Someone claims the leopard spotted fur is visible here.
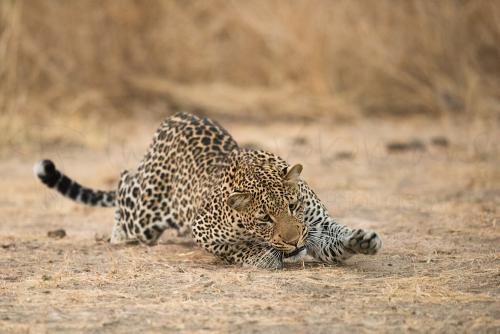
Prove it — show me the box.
[34,112,382,269]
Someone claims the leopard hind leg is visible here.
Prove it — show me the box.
[110,208,141,244]
[110,170,140,244]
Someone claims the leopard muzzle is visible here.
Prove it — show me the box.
[271,214,307,255]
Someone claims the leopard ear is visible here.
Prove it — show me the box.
[227,192,252,211]
[284,164,303,183]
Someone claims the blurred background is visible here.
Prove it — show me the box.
[1,3,500,331]
[1,0,499,153]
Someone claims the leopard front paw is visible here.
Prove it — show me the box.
[343,229,382,255]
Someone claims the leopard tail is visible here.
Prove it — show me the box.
[33,159,116,207]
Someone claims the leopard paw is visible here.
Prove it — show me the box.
[343,229,382,255]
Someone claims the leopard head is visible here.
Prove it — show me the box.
[227,151,308,256]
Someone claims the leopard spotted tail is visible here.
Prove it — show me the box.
[33,159,116,207]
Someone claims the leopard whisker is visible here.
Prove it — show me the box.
[252,247,274,268]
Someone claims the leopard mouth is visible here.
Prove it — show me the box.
[283,245,306,258]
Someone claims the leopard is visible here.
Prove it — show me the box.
[34,112,382,269]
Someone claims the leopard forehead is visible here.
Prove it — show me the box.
[231,153,299,211]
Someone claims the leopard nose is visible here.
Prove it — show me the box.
[287,233,300,246]
[273,234,299,247]
[277,229,300,246]
[273,219,304,246]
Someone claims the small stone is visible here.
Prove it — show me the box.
[47,229,66,239]
[292,136,308,146]
[386,139,426,153]
[335,151,354,160]
[431,136,449,147]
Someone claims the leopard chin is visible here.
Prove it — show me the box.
[282,246,307,263]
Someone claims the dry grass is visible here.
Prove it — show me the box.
[1,1,500,153]
[1,116,499,333]
[0,2,499,332]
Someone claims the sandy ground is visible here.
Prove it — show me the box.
[1,117,499,333]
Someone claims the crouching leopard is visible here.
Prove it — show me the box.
[34,112,382,269]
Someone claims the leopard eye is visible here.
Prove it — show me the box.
[257,214,273,224]
[259,215,272,222]
[289,202,298,213]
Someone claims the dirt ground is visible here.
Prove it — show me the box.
[1,116,499,333]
